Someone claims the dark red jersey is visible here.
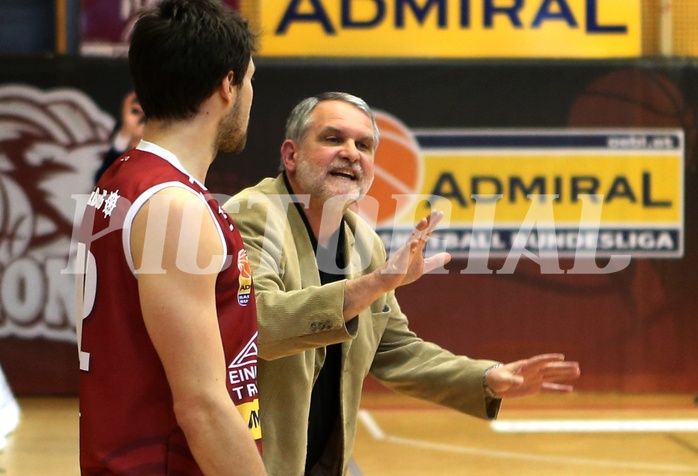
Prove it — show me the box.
[76,142,260,475]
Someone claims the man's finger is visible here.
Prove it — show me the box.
[424,210,443,235]
[541,382,575,393]
[423,252,451,273]
[415,210,444,241]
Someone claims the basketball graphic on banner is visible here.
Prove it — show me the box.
[358,111,423,226]
[567,68,697,167]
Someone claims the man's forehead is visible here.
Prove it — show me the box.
[311,101,372,132]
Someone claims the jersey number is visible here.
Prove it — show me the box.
[75,242,97,371]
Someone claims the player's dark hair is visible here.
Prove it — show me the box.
[128,0,256,121]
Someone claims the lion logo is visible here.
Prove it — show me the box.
[0,84,114,341]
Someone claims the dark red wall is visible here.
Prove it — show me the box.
[1,57,697,394]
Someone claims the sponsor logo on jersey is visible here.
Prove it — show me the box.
[228,332,259,403]
[236,400,262,440]
[237,248,252,305]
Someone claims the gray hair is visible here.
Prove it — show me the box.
[280,92,380,170]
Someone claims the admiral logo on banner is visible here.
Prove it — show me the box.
[256,0,640,58]
[357,111,684,262]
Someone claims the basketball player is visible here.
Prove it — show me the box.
[223,92,581,475]
[76,1,266,474]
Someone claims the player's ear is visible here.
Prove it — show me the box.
[280,140,298,172]
[219,71,235,102]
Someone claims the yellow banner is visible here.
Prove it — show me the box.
[364,128,684,257]
[257,0,641,58]
[414,154,681,225]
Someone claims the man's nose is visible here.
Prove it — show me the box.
[341,141,361,162]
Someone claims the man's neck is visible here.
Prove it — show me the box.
[142,119,216,183]
[311,201,345,249]
[283,173,345,247]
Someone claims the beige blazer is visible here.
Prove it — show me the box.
[224,175,500,476]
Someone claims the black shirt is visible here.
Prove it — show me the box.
[286,175,346,474]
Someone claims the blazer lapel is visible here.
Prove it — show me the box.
[273,175,321,288]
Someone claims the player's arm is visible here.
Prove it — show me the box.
[131,187,266,476]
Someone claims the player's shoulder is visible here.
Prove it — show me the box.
[139,183,210,220]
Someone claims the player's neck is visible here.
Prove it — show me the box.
[142,120,216,183]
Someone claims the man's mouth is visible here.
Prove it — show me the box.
[329,169,358,181]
